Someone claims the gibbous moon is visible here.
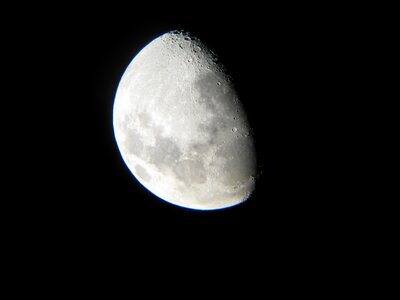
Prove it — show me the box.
[113,31,256,210]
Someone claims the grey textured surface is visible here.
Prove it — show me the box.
[113,31,256,210]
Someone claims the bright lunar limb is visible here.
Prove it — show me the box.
[113,31,257,210]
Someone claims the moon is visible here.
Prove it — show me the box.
[113,31,256,210]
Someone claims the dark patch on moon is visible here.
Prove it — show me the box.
[174,159,206,184]
[121,116,182,171]
[122,124,144,156]
[191,142,212,154]
[138,111,152,127]
[135,164,151,182]
[194,72,219,112]
[147,134,182,168]
[198,122,219,136]
[194,72,240,118]
[215,139,256,186]
[216,89,241,116]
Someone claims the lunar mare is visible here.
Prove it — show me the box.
[113,31,256,210]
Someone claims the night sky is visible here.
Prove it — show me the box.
[6,3,361,284]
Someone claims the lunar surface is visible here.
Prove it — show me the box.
[113,31,256,210]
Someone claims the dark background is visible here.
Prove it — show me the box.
[5,3,370,283]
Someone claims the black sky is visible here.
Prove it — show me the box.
[5,3,364,280]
